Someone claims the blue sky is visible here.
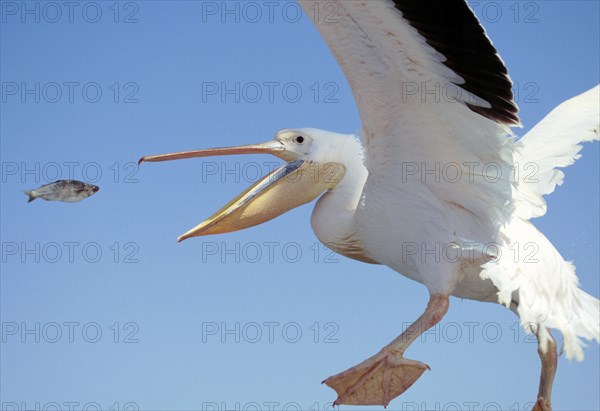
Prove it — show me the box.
[1,1,598,410]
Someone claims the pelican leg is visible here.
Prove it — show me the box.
[532,329,557,411]
[323,294,450,407]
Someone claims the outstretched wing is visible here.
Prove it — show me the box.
[514,85,600,219]
[298,0,520,240]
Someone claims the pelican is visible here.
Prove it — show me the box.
[140,0,600,409]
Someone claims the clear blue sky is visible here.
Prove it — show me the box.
[1,1,598,410]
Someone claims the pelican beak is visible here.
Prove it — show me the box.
[139,140,295,164]
[139,142,345,242]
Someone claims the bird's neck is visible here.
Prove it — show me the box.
[310,155,368,253]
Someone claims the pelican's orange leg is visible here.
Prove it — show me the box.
[323,294,450,407]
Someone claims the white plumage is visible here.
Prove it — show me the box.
[485,86,600,361]
[514,86,600,219]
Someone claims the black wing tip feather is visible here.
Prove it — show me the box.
[394,0,520,126]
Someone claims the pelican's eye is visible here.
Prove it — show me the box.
[295,136,305,144]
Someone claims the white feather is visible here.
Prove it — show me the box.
[483,86,600,360]
[514,85,600,219]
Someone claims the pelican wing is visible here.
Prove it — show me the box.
[299,0,520,238]
[514,85,600,219]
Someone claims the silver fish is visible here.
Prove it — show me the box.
[24,180,99,203]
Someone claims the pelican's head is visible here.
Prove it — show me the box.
[139,128,361,242]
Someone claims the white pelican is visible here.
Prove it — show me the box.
[140,0,600,409]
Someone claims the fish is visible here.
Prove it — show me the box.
[24,180,99,203]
